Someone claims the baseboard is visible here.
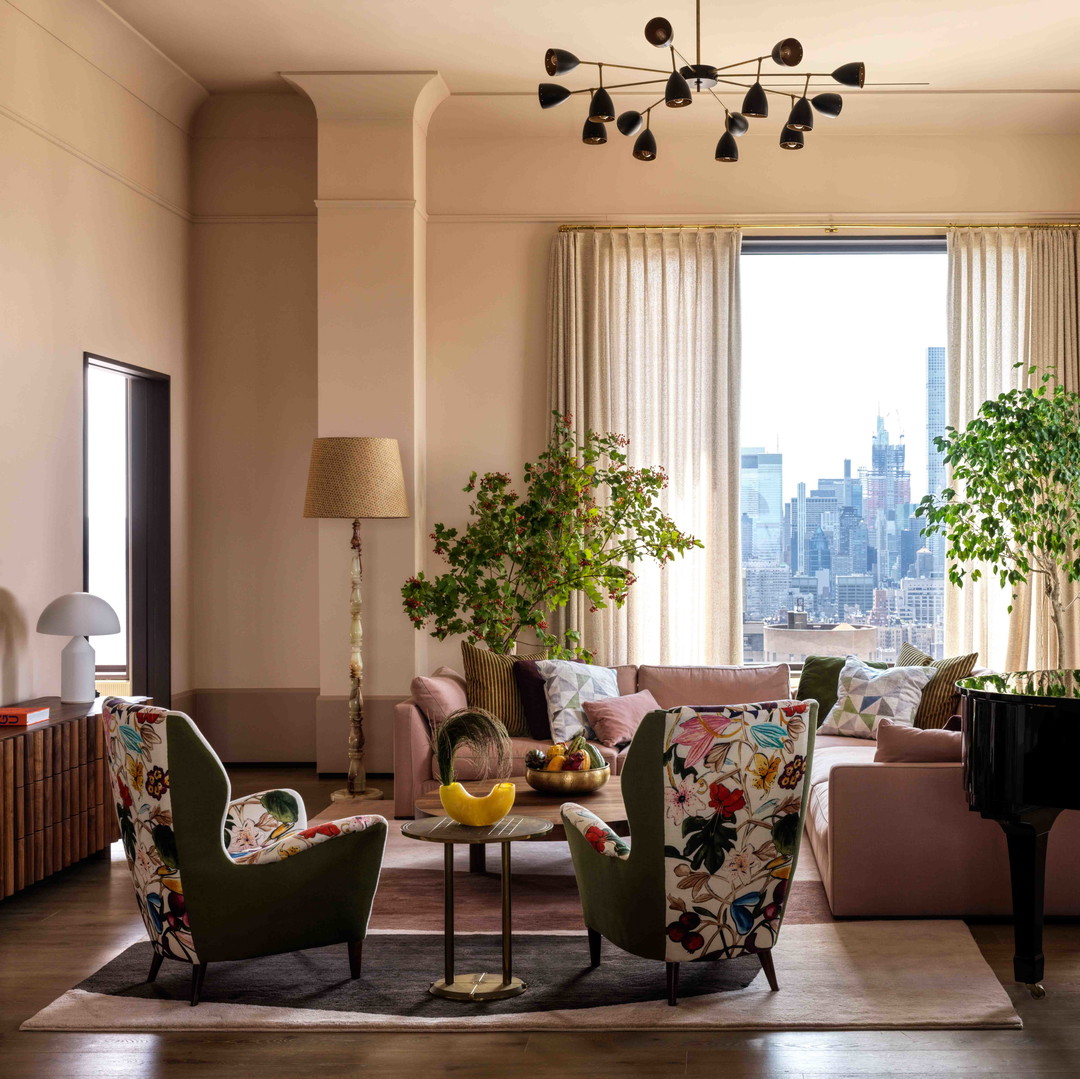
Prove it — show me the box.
[315,695,401,774]
[174,688,319,763]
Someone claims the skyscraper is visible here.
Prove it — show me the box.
[741,448,784,562]
[926,346,947,575]
[861,417,911,583]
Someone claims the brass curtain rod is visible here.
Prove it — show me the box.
[558,222,1080,232]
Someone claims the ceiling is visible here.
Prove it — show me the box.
[105,0,1080,134]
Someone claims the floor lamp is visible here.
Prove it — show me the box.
[304,437,408,801]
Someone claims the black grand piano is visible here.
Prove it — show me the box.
[960,670,1080,998]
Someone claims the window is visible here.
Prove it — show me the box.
[739,239,948,664]
[84,354,171,702]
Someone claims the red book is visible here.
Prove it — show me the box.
[0,706,50,726]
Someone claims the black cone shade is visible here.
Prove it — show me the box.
[582,118,607,144]
[742,81,769,118]
[545,49,580,76]
[665,70,693,107]
[538,83,572,109]
[726,111,749,136]
[787,97,814,131]
[811,92,843,117]
[644,16,674,46]
[832,62,865,88]
[771,38,804,66]
[633,127,657,160]
[779,127,805,149]
[617,110,644,136]
[714,130,739,162]
[589,87,615,123]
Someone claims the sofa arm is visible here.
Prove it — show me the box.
[393,698,433,819]
[824,761,1014,916]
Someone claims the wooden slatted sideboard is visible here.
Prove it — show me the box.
[0,696,127,899]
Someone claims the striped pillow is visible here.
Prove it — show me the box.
[460,642,547,737]
[897,642,978,730]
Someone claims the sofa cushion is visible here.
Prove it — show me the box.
[410,666,467,730]
[537,659,620,743]
[582,689,660,747]
[874,718,963,762]
[460,642,546,737]
[438,737,619,781]
[819,657,935,739]
[613,664,638,695]
[809,742,876,788]
[636,663,789,709]
[797,655,887,721]
[897,643,978,730]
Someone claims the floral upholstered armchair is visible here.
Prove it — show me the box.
[561,700,816,1005]
[103,698,387,1005]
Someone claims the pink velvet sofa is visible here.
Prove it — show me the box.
[392,662,791,819]
[805,737,1080,916]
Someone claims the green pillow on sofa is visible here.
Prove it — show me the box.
[797,654,888,722]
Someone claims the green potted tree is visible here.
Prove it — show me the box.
[916,367,1080,663]
[402,412,701,659]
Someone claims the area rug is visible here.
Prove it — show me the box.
[21,922,1021,1031]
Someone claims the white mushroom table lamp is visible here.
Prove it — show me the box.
[36,592,121,703]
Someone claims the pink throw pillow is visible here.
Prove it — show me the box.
[411,666,467,730]
[582,690,661,748]
[874,718,962,763]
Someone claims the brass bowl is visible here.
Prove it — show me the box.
[524,764,611,795]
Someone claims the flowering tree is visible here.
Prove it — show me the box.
[916,367,1080,662]
[402,412,702,660]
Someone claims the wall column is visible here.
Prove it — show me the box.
[282,71,448,774]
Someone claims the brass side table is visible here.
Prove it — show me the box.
[401,814,552,1000]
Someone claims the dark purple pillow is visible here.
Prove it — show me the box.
[513,659,552,741]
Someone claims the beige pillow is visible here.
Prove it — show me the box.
[897,643,978,730]
[460,642,546,737]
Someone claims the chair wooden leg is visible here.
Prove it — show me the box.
[587,927,601,968]
[759,948,779,991]
[147,951,164,984]
[666,961,680,1007]
[189,963,207,1007]
[348,939,363,978]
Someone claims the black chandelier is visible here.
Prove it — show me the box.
[538,1,866,161]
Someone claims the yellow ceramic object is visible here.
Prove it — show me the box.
[438,781,516,826]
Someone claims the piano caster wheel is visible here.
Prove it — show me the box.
[1025,983,1046,999]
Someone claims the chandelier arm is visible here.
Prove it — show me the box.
[715,77,798,99]
[565,79,668,95]
[577,60,672,75]
[713,55,772,73]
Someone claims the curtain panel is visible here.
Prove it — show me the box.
[946,228,1080,669]
[548,227,742,666]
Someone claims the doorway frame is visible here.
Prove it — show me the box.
[83,353,172,704]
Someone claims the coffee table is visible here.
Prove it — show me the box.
[414,775,626,872]
[401,814,553,1000]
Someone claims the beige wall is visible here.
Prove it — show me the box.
[0,0,203,705]
[187,92,320,760]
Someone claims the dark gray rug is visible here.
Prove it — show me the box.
[78,934,760,1015]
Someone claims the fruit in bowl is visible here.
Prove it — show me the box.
[525,734,610,794]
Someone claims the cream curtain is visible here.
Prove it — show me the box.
[946,228,1080,669]
[548,227,742,666]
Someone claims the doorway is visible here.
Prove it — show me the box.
[84,354,171,704]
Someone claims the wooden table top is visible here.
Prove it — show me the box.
[414,775,626,830]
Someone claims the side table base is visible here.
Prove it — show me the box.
[429,973,526,1001]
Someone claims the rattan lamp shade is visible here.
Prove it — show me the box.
[303,437,409,519]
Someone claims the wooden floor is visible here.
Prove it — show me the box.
[2,765,1079,1078]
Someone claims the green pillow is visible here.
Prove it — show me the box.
[797,655,888,722]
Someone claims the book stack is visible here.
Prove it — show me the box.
[0,705,50,726]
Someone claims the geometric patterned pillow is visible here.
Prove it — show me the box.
[819,656,936,739]
[535,659,619,743]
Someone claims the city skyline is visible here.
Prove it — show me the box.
[741,346,947,662]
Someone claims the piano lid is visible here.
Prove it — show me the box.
[960,669,1080,702]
